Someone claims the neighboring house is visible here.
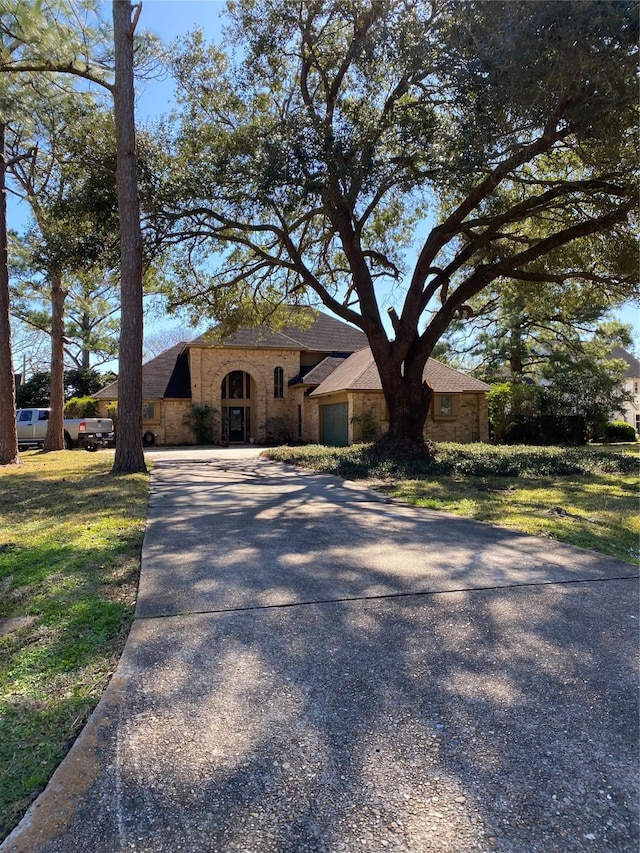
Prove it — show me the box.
[94,311,490,446]
[610,346,640,434]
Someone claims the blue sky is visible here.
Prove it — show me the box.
[135,0,226,121]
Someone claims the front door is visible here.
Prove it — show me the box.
[228,406,245,442]
[222,406,251,442]
[221,371,253,443]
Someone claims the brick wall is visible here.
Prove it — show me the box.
[309,390,488,445]
[426,393,488,443]
[194,346,301,442]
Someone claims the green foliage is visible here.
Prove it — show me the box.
[265,442,638,480]
[182,404,219,444]
[600,421,637,443]
[350,408,381,442]
[15,371,50,407]
[487,381,541,444]
[467,284,635,387]
[65,368,114,398]
[64,396,99,418]
[15,369,115,408]
[484,339,631,443]
[540,349,631,439]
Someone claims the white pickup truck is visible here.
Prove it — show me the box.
[16,408,115,451]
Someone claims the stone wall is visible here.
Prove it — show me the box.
[162,400,193,445]
[350,393,388,442]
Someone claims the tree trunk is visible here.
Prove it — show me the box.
[44,269,66,451]
[375,344,433,443]
[111,0,146,474]
[384,378,433,441]
[0,122,19,465]
[81,313,91,371]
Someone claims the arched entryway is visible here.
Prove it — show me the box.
[221,370,253,442]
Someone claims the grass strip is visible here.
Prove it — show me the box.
[0,450,148,840]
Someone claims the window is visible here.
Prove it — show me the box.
[18,410,33,422]
[274,367,284,399]
[222,371,250,400]
[439,395,454,416]
[142,402,157,421]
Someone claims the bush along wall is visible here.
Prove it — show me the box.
[502,415,587,446]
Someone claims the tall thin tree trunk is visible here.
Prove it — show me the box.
[0,122,19,465]
[81,312,91,370]
[44,269,66,450]
[111,0,146,474]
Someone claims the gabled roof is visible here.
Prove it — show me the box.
[310,348,491,396]
[95,342,191,401]
[191,309,367,353]
[609,346,640,378]
[289,353,352,386]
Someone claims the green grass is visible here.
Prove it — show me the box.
[264,442,639,564]
[0,450,148,840]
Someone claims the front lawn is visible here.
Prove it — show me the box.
[264,442,639,564]
[0,450,148,840]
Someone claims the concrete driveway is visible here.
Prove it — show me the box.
[2,448,638,853]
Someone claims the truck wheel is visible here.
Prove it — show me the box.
[64,432,73,451]
[142,430,156,447]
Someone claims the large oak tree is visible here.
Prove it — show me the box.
[159,0,638,444]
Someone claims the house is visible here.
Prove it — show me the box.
[94,311,490,446]
[610,346,640,433]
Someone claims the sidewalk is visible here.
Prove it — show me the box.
[2,448,638,852]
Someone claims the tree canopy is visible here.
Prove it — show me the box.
[156,0,638,443]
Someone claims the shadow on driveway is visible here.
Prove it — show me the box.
[2,453,638,853]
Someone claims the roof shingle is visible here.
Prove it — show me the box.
[191,309,367,352]
[310,348,491,396]
[94,342,190,400]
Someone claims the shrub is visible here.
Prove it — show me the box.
[264,442,638,479]
[503,415,587,446]
[263,415,295,445]
[601,420,637,442]
[182,404,219,444]
[351,408,381,442]
[64,396,99,418]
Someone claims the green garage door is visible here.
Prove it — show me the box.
[322,403,349,447]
